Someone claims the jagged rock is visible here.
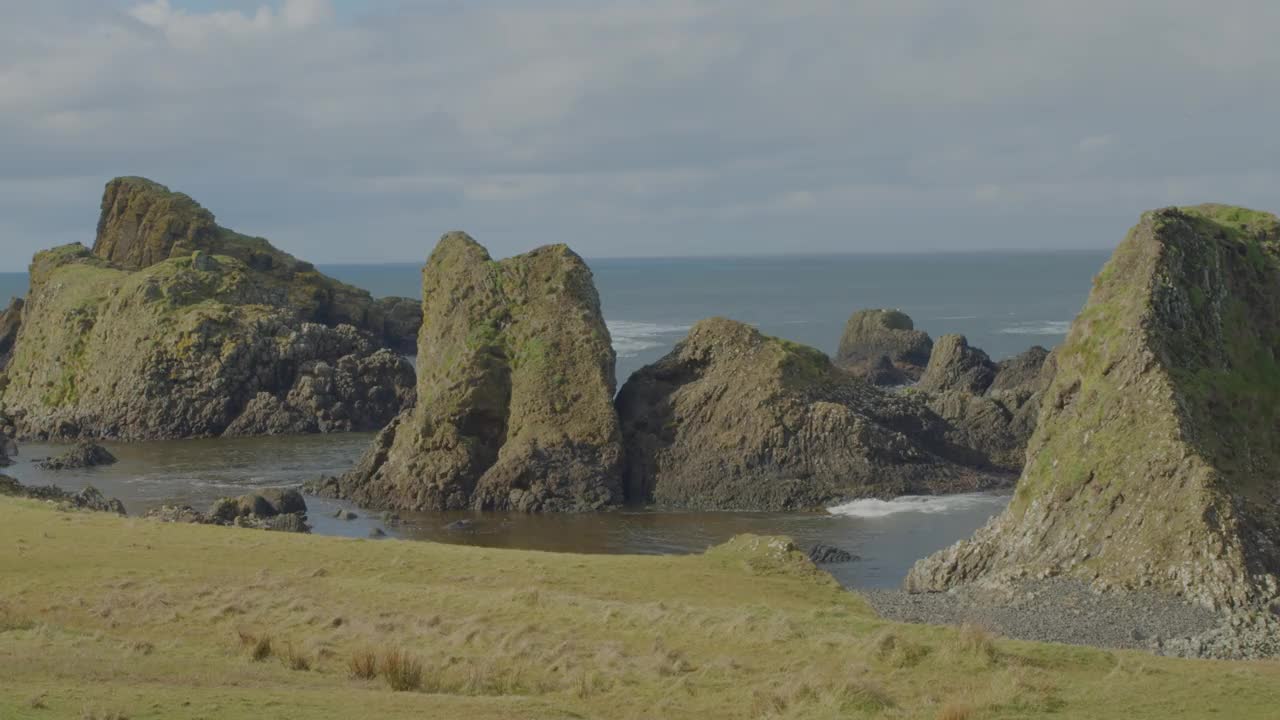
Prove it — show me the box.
[0,297,21,373]
[311,232,623,513]
[143,504,206,524]
[0,474,125,515]
[835,309,933,384]
[807,543,858,564]
[989,346,1051,394]
[36,442,117,470]
[616,317,1002,510]
[906,205,1280,611]
[147,488,309,532]
[917,334,997,395]
[2,178,416,441]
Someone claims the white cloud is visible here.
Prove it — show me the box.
[128,0,333,48]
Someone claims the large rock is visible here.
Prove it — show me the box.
[0,297,21,374]
[145,487,309,533]
[310,232,624,512]
[835,309,933,384]
[0,474,126,515]
[917,334,997,394]
[1,178,416,440]
[615,317,1001,510]
[37,441,117,470]
[906,205,1280,610]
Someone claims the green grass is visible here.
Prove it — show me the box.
[0,499,1277,719]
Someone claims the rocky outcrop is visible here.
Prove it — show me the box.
[1,178,416,441]
[912,343,1053,471]
[906,205,1280,610]
[145,488,310,533]
[0,297,21,373]
[0,474,126,514]
[37,441,117,470]
[835,309,933,384]
[616,317,1003,510]
[808,543,858,564]
[309,232,623,513]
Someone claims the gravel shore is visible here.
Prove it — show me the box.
[864,578,1222,652]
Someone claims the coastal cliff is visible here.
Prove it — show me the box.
[309,232,624,512]
[616,317,1003,510]
[0,178,417,440]
[906,205,1280,610]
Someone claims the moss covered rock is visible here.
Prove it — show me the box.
[615,317,1003,510]
[906,205,1280,609]
[0,178,416,440]
[311,232,623,512]
[835,309,933,384]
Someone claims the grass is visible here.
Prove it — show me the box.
[0,498,1277,719]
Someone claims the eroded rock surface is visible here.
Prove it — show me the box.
[145,488,309,533]
[906,205,1280,610]
[835,309,933,384]
[0,474,126,515]
[309,232,623,512]
[616,317,1002,510]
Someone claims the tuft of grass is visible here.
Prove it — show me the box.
[381,649,423,692]
[348,649,379,680]
[282,643,311,671]
[237,631,273,662]
[937,701,975,720]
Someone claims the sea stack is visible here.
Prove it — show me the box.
[906,205,1280,610]
[835,309,933,385]
[616,317,1001,510]
[310,232,624,512]
[0,177,417,440]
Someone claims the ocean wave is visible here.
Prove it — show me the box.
[826,493,1009,519]
[607,320,691,357]
[996,320,1071,336]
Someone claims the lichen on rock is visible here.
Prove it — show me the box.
[310,232,623,512]
[906,205,1280,610]
[616,317,1003,510]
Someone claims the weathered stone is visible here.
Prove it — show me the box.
[906,205,1280,611]
[616,317,1002,510]
[807,543,858,564]
[313,233,622,513]
[36,442,117,470]
[2,178,417,441]
[0,297,21,373]
[917,334,997,395]
[0,474,125,515]
[835,309,933,383]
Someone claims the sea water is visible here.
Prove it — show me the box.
[0,251,1107,587]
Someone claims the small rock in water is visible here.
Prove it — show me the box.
[37,441,117,470]
[369,528,386,538]
[807,543,858,564]
[444,519,476,531]
[381,511,401,525]
[342,511,357,521]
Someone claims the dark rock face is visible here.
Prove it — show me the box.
[907,205,1280,610]
[0,297,21,373]
[808,543,858,564]
[990,346,1051,394]
[917,335,997,395]
[145,488,309,533]
[616,317,1002,511]
[0,474,126,515]
[835,309,933,384]
[312,232,623,513]
[374,296,424,355]
[37,442,117,470]
[2,178,416,441]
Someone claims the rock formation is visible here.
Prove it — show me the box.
[916,334,998,395]
[615,317,1002,510]
[835,309,933,384]
[906,205,1280,610]
[0,474,126,515]
[145,488,309,532]
[0,178,416,440]
[37,441,117,470]
[0,297,20,373]
[308,232,624,512]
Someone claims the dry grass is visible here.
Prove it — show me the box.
[0,497,1278,719]
[937,701,975,720]
[380,649,423,692]
[281,642,311,671]
[237,630,273,662]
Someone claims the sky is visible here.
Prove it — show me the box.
[3,0,1279,270]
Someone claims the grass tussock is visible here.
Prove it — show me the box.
[348,649,379,680]
[237,630,273,662]
[936,701,974,720]
[281,643,311,671]
[380,649,423,692]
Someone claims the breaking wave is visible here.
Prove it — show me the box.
[826,493,1010,519]
[996,320,1071,336]
[607,320,691,358]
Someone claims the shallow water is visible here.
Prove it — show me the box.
[4,436,1009,590]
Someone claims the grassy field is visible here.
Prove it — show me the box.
[0,498,1277,719]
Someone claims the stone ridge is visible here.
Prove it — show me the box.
[615,316,1003,510]
[906,205,1280,610]
[310,232,624,512]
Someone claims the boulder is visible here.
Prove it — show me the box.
[917,334,997,395]
[616,317,1002,510]
[835,309,933,383]
[989,345,1051,394]
[311,232,624,513]
[147,489,309,533]
[807,543,858,564]
[37,441,117,470]
[2,178,417,441]
[906,205,1280,610]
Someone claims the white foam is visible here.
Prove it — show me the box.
[607,320,691,357]
[826,493,1009,519]
[996,320,1071,336]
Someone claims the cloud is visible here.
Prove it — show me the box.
[1,0,1280,269]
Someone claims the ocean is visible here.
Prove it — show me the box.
[0,250,1109,588]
